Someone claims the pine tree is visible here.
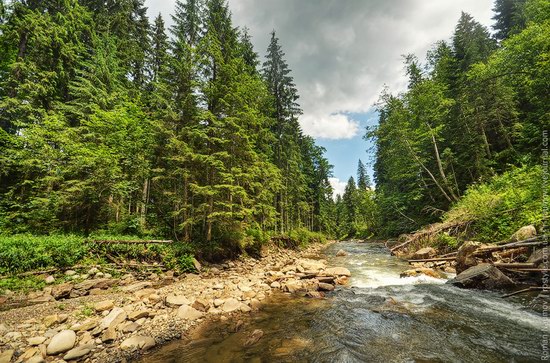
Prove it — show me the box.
[453,12,496,74]
[492,0,527,40]
[172,0,204,47]
[262,30,305,232]
[357,159,371,190]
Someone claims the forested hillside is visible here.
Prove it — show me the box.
[0,0,335,254]
[364,0,548,239]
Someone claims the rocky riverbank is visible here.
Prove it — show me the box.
[0,241,352,363]
[394,225,547,294]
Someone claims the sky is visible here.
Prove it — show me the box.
[145,0,495,196]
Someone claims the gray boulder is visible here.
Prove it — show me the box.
[448,263,515,290]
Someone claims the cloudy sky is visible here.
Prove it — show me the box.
[145,0,495,196]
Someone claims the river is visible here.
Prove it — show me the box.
[141,240,547,363]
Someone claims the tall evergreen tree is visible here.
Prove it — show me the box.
[492,0,527,40]
[357,159,371,190]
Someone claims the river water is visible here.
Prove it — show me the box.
[141,241,548,363]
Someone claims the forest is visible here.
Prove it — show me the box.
[0,0,548,262]
[0,0,336,261]
[350,0,548,243]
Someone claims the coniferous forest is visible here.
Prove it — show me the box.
[0,0,335,257]
[0,1,548,361]
[0,0,548,254]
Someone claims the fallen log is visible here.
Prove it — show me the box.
[88,239,173,244]
[473,240,548,256]
[439,252,458,258]
[407,257,456,264]
[506,268,550,273]
[501,286,545,298]
[495,236,544,246]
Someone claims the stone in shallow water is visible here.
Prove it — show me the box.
[448,263,515,290]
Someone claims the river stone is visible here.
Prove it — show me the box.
[213,299,224,307]
[510,225,536,242]
[94,300,114,312]
[100,307,127,330]
[244,329,264,346]
[336,249,347,257]
[318,282,335,291]
[166,294,190,307]
[449,263,515,290]
[122,281,152,292]
[51,283,73,299]
[43,314,59,328]
[65,270,76,276]
[221,298,242,312]
[323,267,351,277]
[0,350,14,363]
[101,327,117,343]
[192,298,210,312]
[120,336,156,351]
[121,322,140,333]
[45,275,55,284]
[26,356,45,363]
[63,344,94,360]
[46,330,76,355]
[28,336,47,346]
[297,259,326,272]
[128,310,149,321]
[412,247,437,260]
[456,241,483,273]
[177,305,203,320]
[270,281,281,289]
[400,267,445,279]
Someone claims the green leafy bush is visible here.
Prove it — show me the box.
[444,165,542,242]
[0,234,88,274]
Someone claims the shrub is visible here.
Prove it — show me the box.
[444,165,542,242]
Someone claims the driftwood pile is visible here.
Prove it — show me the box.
[398,234,548,298]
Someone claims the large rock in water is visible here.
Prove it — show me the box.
[412,247,436,260]
[448,263,515,290]
[510,225,537,242]
[456,241,483,274]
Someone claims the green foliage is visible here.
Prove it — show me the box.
[0,0,334,258]
[367,1,548,237]
[444,166,542,241]
[0,276,45,294]
[288,228,326,247]
[436,233,459,249]
[0,234,87,275]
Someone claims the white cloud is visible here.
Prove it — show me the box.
[299,113,359,140]
[145,0,494,140]
[329,177,347,199]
